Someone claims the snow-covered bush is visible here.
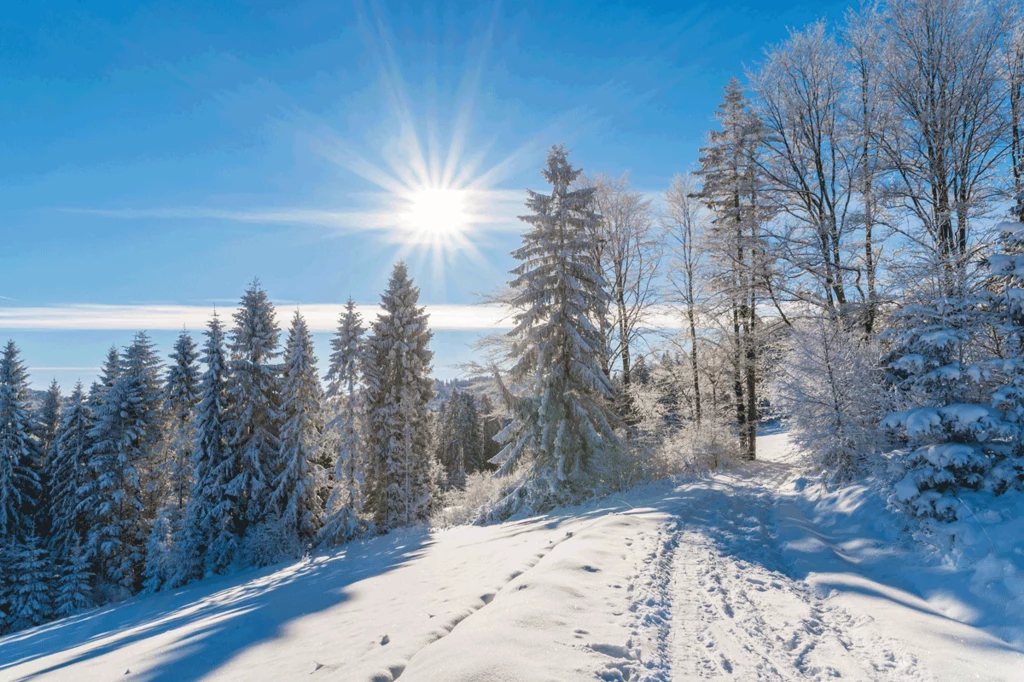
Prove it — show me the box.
[142,506,178,593]
[773,316,890,484]
[241,514,303,568]
[430,472,505,528]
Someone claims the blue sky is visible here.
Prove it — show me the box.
[2,0,855,390]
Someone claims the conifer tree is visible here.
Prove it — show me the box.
[55,538,94,618]
[363,263,435,529]
[0,541,12,634]
[47,382,91,558]
[435,390,484,487]
[882,267,1009,520]
[0,341,41,541]
[491,145,618,518]
[271,311,324,545]
[982,221,1024,492]
[81,332,164,590]
[176,313,235,582]
[319,299,367,546]
[478,394,502,468]
[33,378,63,538]
[9,532,53,631]
[141,505,175,593]
[164,330,200,516]
[37,379,62,463]
[226,281,282,539]
[88,346,122,411]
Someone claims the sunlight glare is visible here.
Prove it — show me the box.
[402,188,470,237]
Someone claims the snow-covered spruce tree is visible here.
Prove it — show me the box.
[435,390,484,488]
[363,262,435,530]
[9,532,53,631]
[141,504,175,593]
[226,281,282,544]
[36,379,62,464]
[772,315,889,484]
[983,222,1024,492]
[882,261,1011,521]
[477,394,502,468]
[55,537,94,618]
[164,330,200,517]
[318,299,368,546]
[81,332,164,591]
[33,378,63,539]
[0,341,41,542]
[46,382,91,558]
[269,310,324,550]
[175,313,236,583]
[90,346,122,408]
[0,542,12,634]
[488,145,619,520]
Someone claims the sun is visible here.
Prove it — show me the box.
[401,188,470,238]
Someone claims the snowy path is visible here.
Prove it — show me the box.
[630,436,926,681]
[624,434,1023,681]
[2,434,1022,680]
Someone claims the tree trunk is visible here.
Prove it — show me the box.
[687,300,702,426]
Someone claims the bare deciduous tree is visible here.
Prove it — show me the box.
[750,21,857,316]
[880,0,1011,284]
[662,173,709,425]
[586,172,662,393]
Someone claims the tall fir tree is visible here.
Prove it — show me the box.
[141,504,175,593]
[9,532,53,631]
[36,379,62,463]
[271,311,325,545]
[478,394,502,469]
[491,145,619,518]
[176,313,236,583]
[164,330,200,516]
[319,299,367,546]
[55,538,94,618]
[80,332,164,590]
[364,263,435,529]
[46,382,91,558]
[0,541,13,634]
[0,341,41,541]
[226,281,282,540]
[33,378,63,539]
[435,390,484,488]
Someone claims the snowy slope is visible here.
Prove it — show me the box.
[2,434,1023,681]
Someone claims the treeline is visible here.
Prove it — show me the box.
[0,263,497,633]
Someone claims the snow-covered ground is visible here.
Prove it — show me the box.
[2,434,1022,681]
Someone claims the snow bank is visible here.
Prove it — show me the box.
[769,432,1024,657]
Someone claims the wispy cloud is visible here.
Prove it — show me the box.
[57,196,528,241]
[58,207,398,231]
[0,303,514,332]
